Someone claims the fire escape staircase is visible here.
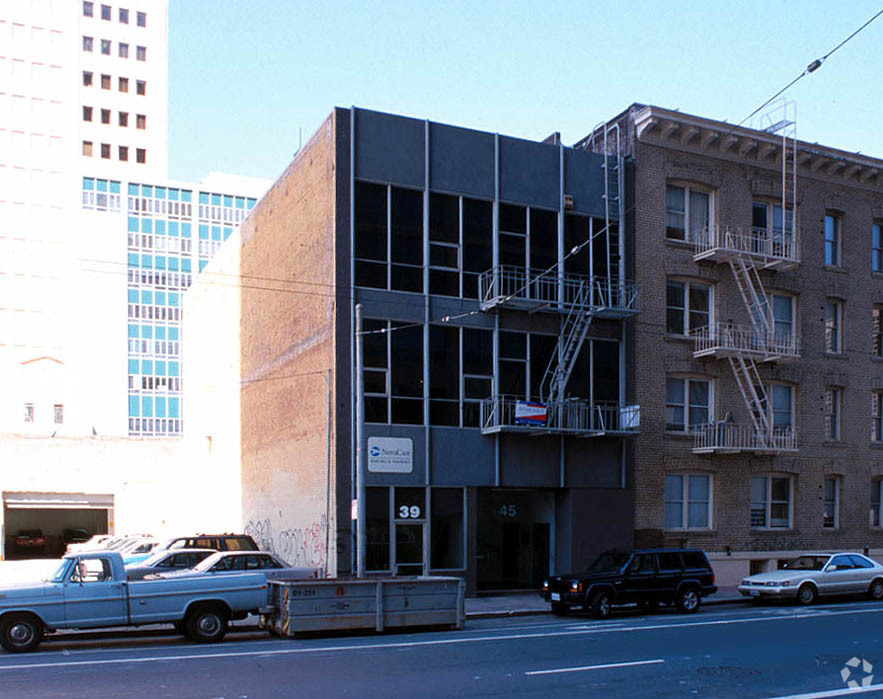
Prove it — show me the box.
[693,249,797,454]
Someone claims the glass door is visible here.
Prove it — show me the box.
[395,523,424,576]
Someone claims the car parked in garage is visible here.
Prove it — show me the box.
[14,530,45,555]
[542,548,717,619]
[738,553,883,604]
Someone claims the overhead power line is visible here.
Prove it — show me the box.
[739,8,883,127]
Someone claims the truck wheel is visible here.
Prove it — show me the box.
[0,613,43,653]
[590,590,612,620]
[675,587,701,613]
[186,606,228,643]
[550,602,570,617]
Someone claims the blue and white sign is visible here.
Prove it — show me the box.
[515,401,547,427]
[367,437,413,473]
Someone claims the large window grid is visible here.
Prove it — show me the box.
[82,177,121,211]
[198,192,256,225]
[429,325,493,428]
[363,319,424,425]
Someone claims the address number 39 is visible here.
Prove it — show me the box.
[398,505,421,519]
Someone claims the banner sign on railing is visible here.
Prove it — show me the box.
[515,401,547,427]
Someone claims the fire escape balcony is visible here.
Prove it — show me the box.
[691,323,800,362]
[480,396,640,437]
[693,225,799,271]
[478,265,638,318]
[692,423,798,455]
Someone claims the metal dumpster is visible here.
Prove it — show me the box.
[260,577,465,635]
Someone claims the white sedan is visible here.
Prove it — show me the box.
[738,553,883,605]
[151,551,322,582]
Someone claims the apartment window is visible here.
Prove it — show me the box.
[82,140,93,156]
[771,384,794,432]
[83,1,93,17]
[83,71,93,86]
[363,320,424,425]
[101,143,110,159]
[136,80,146,96]
[824,299,842,353]
[823,476,840,528]
[665,474,711,530]
[666,280,710,335]
[82,106,93,122]
[872,480,883,527]
[752,201,794,256]
[873,392,883,442]
[100,108,110,124]
[83,36,93,52]
[136,11,146,27]
[53,404,64,424]
[119,146,128,161]
[824,388,841,441]
[136,148,145,164]
[119,42,128,58]
[772,294,796,348]
[874,308,883,359]
[119,77,128,93]
[100,4,110,20]
[136,114,146,129]
[136,45,146,61]
[119,8,129,23]
[24,403,34,423]
[750,476,792,529]
[874,223,883,273]
[666,184,710,241]
[119,111,128,127]
[825,214,841,266]
[100,39,111,55]
[666,377,710,432]
[101,74,111,89]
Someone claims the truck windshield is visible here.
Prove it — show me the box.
[48,559,73,583]
[585,552,631,574]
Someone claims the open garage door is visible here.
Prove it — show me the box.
[3,492,113,560]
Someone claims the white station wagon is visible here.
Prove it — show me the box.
[738,553,883,605]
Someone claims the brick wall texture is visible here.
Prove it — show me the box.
[625,108,883,555]
[239,114,339,573]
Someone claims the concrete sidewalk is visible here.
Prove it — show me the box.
[466,586,747,618]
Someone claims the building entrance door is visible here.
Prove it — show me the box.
[394,523,424,576]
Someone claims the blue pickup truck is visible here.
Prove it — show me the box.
[0,551,271,652]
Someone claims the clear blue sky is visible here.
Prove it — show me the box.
[168,0,883,183]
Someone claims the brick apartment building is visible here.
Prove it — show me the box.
[584,104,883,584]
[235,108,639,591]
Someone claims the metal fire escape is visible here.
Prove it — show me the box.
[478,121,639,436]
[692,101,800,454]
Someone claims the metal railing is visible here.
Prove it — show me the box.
[691,323,800,359]
[480,395,639,435]
[692,422,798,453]
[478,265,638,315]
[693,225,799,265]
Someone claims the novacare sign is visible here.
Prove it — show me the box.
[367,437,413,473]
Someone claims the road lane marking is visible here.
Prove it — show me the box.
[772,682,883,698]
[3,606,883,671]
[526,658,664,676]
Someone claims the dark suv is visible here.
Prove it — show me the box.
[542,548,717,619]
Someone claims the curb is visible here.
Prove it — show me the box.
[466,596,751,619]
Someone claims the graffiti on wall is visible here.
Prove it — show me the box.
[245,515,329,570]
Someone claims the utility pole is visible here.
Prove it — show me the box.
[355,303,366,578]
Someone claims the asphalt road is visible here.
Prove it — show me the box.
[3,601,883,698]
